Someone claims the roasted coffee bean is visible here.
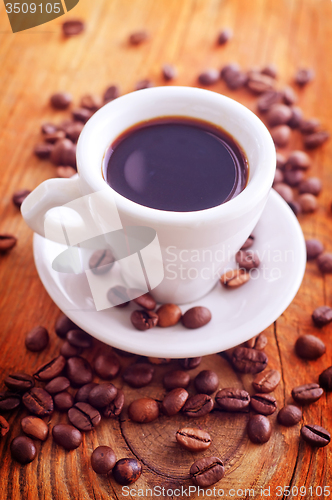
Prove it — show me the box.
[247,415,271,444]
[75,383,98,403]
[88,384,117,409]
[156,303,182,327]
[25,326,49,352]
[66,356,93,387]
[190,456,224,487]
[131,310,158,330]
[91,446,117,474]
[41,122,58,135]
[53,390,74,412]
[129,290,156,310]
[306,239,324,261]
[283,169,304,187]
[0,392,20,411]
[44,130,66,143]
[304,131,330,149]
[298,193,318,213]
[12,189,31,208]
[179,357,202,370]
[50,138,76,167]
[273,168,284,184]
[11,436,36,464]
[57,166,77,178]
[300,118,320,135]
[80,94,102,112]
[250,393,277,415]
[103,84,120,103]
[64,121,84,142]
[271,125,291,147]
[236,250,260,270]
[295,334,326,360]
[0,234,17,252]
[89,249,115,275]
[198,69,219,85]
[194,370,219,395]
[298,177,322,196]
[4,372,34,393]
[103,389,125,418]
[261,63,277,78]
[162,63,177,81]
[52,423,83,450]
[0,416,10,437]
[232,347,268,374]
[55,314,77,338]
[215,388,250,412]
[182,394,213,418]
[21,416,49,441]
[22,388,53,417]
[129,30,149,45]
[266,104,292,127]
[163,370,190,390]
[66,329,93,349]
[107,286,130,307]
[182,306,211,329]
[247,72,275,94]
[241,234,255,250]
[244,333,267,350]
[277,405,302,426]
[68,402,101,431]
[72,107,94,123]
[295,68,314,86]
[34,355,66,381]
[112,458,142,485]
[161,388,188,416]
[220,268,250,288]
[319,366,332,391]
[282,86,297,105]
[257,90,283,113]
[50,92,72,109]
[301,425,330,448]
[221,63,247,89]
[217,27,233,44]
[62,19,85,36]
[176,427,211,452]
[286,150,311,170]
[252,369,281,393]
[94,353,121,380]
[60,341,83,358]
[34,143,53,159]
[317,253,332,274]
[45,376,70,395]
[288,106,303,128]
[135,79,153,90]
[122,363,154,388]
[128,397,159,423]
[292,383,323,405]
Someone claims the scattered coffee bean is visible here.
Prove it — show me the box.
[112,458,142,485]
[156,303,182,327]
[55,314,77,338]
[11,436,36,464]
[271,124,291,147]
[34,355,66,381]
[50,92,72,110]
[122,363,154,388]
[66,329,93,349]
[80,94,102,112]
[34,143,54,159]
[273,183,294,203]
[163,370,190,390]
[292,383,323,405]
[45,377,70,395]
[129,30,149,45]
[12,189,31,208]
[91,446,117,474]
[217,27,233,45]
[135,79,153,90]
[247,72,275,94]
[182,306,211,329]
[252,369,281,393]
[161,388,189,416]
[298,193,318,213]
[221,63,247,90]
[283,169,304,187]
[88,384,117,409]
[60,341,83,358]
[0,234,17,252]
[179,357,202,370]
[194,370,219,395]
[50,138,76,167]
[131,310,158,330]
[220,268,250,288]
[319,366,332,391]
[250,393,277,415]
[301,424,330,448]
[0,391,21,411]
[277,405,302,426]
[103,85,120,103]
[22,388,53,417]
[162,64,177,81]
[182,394,213,418]
[232,347,268,374]
[295,334,326,360]
[41,122,58,134]
[107,286,130,307]
[298,177,322,196]
[4,372,34,392]
[215,388,250,412]
[190,456,225,487]
[261,63,277,78]
[0,416,10,437]
[21,416,49,441]
[282,86,297,105]
[89,249,115,275]
[103,389,125,418]
[288,106,303,128]
[317,253,332,274]
[72,107,94,123]
[299,118,320,135]
[64,122,84,143]
[52,423,83,450]
[306,239,324,260]
[128,397,159,423]
[245,333,267,350]
[94,353,121,380]
[304,131,330,149]
[241,234,255,250]
[236,250,260,270]
[68,402,101,431]
[247,414,272,444]
[266,104,292,127]
[129,290,156,310]
[44,130,66,143]
[62,19,85,37]
[54,391,74,412]
[176,427,211,452]
[312,306,332,327]
[198,69,219,85]
[257,90,283,113]
[75,383,98,403]
[295,68,314,86]
[25,326,49,352]
[66,356,93,387]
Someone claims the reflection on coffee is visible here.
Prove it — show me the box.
[105,117,249,212]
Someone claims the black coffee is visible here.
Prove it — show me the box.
[105,117,248,212]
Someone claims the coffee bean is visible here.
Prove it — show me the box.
[282,86,298,105]
[50,92,72,110]
[194,370,219,395]
[277,405,302,426]
[295,334,326,360]
[44,130,66,143]
[135,79,153,90]
[241,234,255,250]
[34,355,66,381]
[179,357,202,370]
[250,393,277,415]
[319,366,332,391]
[0,416,10,437]
[244,333,267,351]
[247,72,275,94]
[217,27,233,45]
[232,347,268,374]
[80,94,102,112]
[271,125,291,147]
[182,394,213,418]
[220,63,247,89]
[128,290,156,310]
[292,383,323,405]
[257,90,283,113]
[298,193,318,213]
[11,436,36,464]
[68,402,101,431]
[298,177,322,196]
[107,286,130,307]
[21,416,49,441]
[34,143,54,159]
[66,356,93,387]
[236,250,260,270]
[94,353,121,380]
[72,107,94,123]
[129,30,149,45]
[304,131,330,149]
[4,372,34,392]
[128,397,159,423]
[66,329,93,349]
[131,310,158,330]
[12,189,31,208]
[198,69,219,85]
[276,153,287,169]
[295,68,314,86]
[103,85,120,103]
[52,423,83,450]
[161,63,177,81]
[41,122,58,135]
[261,63,277,78]
[161,388,189,416]
[103,389,125,418]
[220,268,250,288]
[286,151,311,170]
[301,425,330,448]
[247,414,271,444]
[317,253,332,274]
[54,391,74,412]
[283,169,304,187]
[22,388,53,417]
[88,384,117,409]
[252,369,281,393]
[190,456,224,487]
[65,122,84,143]
[60,341,83,358]
[44,376,70,395]
[156,303,182,327]
[163,370,190,390]
[75,383,98,403]
[55,314,77,338]
[300,118,320,135]
[0,234,17,252]
[0,392,21,411]
[62,19,85,36]
[215,388,250,412]
[113,458,142,485]
[50,138,76,167]
[91,446,117,474]
[288,106,303,128]
[25,326,49,352]
[266,104,292,127]
[306,239,324,261]
[89,249,115,275]
[122,363,154,388]
[182,307,211,329]
[176,427,211,452]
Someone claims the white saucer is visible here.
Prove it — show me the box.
[33,189,306,358]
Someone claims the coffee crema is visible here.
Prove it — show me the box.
[105,117,249,212]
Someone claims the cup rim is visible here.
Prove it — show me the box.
[77,86,276,225]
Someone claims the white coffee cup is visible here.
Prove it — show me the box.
[21,86,276,304]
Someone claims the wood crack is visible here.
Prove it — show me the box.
[273,321,286,405]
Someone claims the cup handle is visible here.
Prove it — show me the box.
[21,176,83,239]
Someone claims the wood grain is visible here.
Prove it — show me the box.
[0,0,332,498]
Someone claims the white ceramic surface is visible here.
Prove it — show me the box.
[33,189,306,358]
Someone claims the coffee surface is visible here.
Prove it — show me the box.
[105,117,248,212]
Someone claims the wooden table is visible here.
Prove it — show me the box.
[1,0,332,498]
